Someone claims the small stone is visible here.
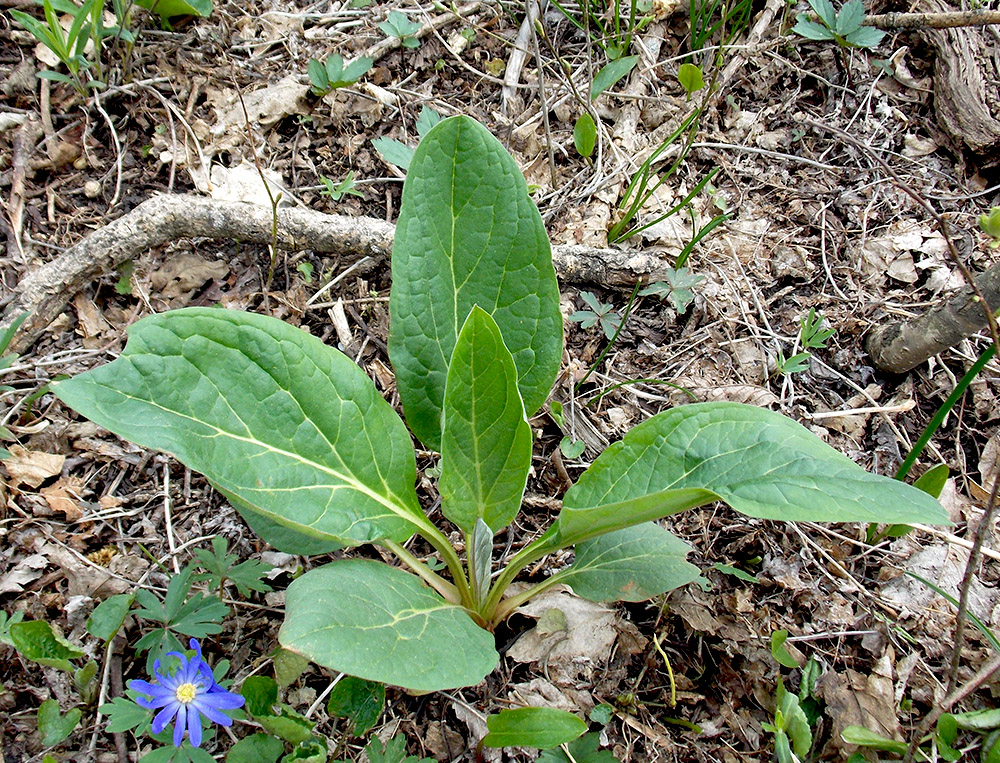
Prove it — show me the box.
[73,155,88,171]
[83,180,102,198]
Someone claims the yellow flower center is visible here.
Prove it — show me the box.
[175,682,198,704]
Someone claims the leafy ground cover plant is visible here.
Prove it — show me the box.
[307,54,373,96]
[791,0,885,48]
[775,308,836,375]
[378,10,421,49]
[52,115,949,694]
[10,0,211,97]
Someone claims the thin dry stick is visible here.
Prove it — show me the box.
[232,67,282,311]
[805,120,1000,763]
[525,0,558,188]
[865,8,1000,28]
[799,8,1000,28]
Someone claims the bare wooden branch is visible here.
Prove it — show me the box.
[4,194,676,351]
[865,8,1000,28]
[867,262,1000,372]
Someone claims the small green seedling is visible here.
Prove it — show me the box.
[549,401,586,459]
[378,10,421,49]
[791,0,885,48]
[677,62,705,97]
[763,681,813,763]
[319,171,364,201]
[799,307,836,349]
[307,54,373,96]
[53,116,948,696]
[639,266,704,313]
[574,113,598,158]
[775,308,835,375]
[10,0,104,95]
[372,107,441,172]
[590,55,639,100]
[980,206,1000,248]
[570,291,622,340]
[296,262,314,284]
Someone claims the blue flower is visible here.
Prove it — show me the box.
[129,638,244,747]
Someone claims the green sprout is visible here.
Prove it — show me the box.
[791,0,885,48]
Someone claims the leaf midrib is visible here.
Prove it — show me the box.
[82,378,420,529]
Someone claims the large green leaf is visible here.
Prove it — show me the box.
[52,308,424,549]
[560,523,700,603]
[562,402,950,531]
[440,306,531,534]
[389,115,562,449]
[482,707,587,749]
[279,560,498,692]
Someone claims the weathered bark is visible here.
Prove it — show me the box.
[4,194,678,350]
[867,262,1000,372]
[866,8,1000,29]
[920,0,1000,161]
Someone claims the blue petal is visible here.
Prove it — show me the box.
[172,702,187,747]
[152,703,180,735]
[186,705,203,748]
[199,689,245,710]
[134,690,176,710]
[192,698,236,726]
[128,678,164,705]
[165,651,196,684]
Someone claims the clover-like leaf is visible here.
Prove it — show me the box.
[792,16,836,39]
[835,0,866,34]
[844,24,884,47]
[806,0,838,27]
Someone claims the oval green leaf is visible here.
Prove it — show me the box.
[560,522,700,602]
[562,402,949,531]
[279,559,499,692]
[574,113,597,158]
[590,55,639,100]
[389,115,562,449]
[135,0,212,20]
[483,707,587,749]
[440,306,531,534]
[52,308,424,549]
[677,62,705,95]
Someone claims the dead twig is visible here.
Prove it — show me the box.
[863,8,1000,29]
[3,194,681,351]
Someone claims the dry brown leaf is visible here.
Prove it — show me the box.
[150,253,230,301]
[979,432,1000,494]
[208,162,288,206]
[817,651,900,756]
[508,677,594,715]
[508,588,644,683]
[72,293,112,347]
[40,478,84,521]
[2,445,65,488]
[0,553,48,594]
